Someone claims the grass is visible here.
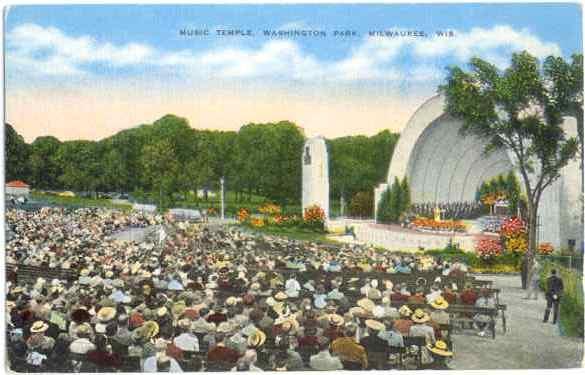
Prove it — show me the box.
[30,191,132,211]
[239,224,340,245]
[539,261,584,337]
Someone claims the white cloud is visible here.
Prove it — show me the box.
[6,22,564,83]
[412,25,562,64]
[6,23,155,76]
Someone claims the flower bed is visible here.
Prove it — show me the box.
[237,203,325,233]
[500,216,527,253]
[538,242,555,255]
[475,238,503,260]
[410,217,467,233]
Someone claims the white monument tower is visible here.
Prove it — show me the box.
[302,137,330,219]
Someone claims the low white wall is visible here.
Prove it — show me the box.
[354,225,477,251]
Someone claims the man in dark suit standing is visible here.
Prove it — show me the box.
[543,269,564,324]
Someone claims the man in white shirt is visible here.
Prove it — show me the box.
[285,276,301,298]
[310,339,343,371]
[173,319,200,353]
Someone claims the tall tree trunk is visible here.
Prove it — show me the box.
[523,201,539,289]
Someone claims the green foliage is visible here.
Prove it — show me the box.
[7,115,398,212]
[441,52,581,262]
[244,224,335,244]
[140,140,180,210]
[31,191,132,211]
[376,177,411,223]
[232,121,305,206]
[349,191,374,218]
[477,172,523,213]
[424,246,522,272]
[328,130,399,203]
[5,124,30,182]
[539,261,584,337]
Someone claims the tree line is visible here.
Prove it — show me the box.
[5,115,399,211]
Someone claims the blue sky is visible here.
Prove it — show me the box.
[4,4,583,141]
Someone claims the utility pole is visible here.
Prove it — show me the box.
[220,177,225,220]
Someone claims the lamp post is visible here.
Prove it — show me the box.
[220,177,225,220]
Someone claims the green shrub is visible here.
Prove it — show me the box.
[424,245,522,272]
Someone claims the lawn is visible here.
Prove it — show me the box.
[238,224,340,245]
[30,191,132,211]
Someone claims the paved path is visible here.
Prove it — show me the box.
[108,225,159,242]
[451,274,584,369]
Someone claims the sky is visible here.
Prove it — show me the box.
[4,3,583,142]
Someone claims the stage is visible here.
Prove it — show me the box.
[327,218,498,252]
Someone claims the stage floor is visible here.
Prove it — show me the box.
[327,218,497,251]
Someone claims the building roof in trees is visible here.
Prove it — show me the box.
[6,180,30,188]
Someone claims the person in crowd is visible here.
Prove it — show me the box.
[331,324,368,370]
[474,288,495,337]
[309,337,343,371]
[359,319,388,369]
[525,260,541,300]
[543,269,564,324]
[5,206,477,372]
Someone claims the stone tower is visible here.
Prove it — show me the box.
[302,137,329,219]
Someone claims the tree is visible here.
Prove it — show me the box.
[328,131,399,204]
[349,191,374,218]
[28,136,62,189]
[55,140,102,194]
[376,188,392,223]
[5,124,30,182]
[441,51,579,288]
[101,147,128,192]
[376,177,409,224]
[542,54,583,159]
[140,140,180,210]
[400,176,411,216]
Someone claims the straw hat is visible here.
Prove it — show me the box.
[411,309,430,323]
[97,307,116,322]
[365,319,385,331]
[138,321,160,339]
[430,296,449,310]
[349,306,368,318]
[172,301,186,317]
[274,291,288,301]
[247,329,266,348]
[30,321,49,333]
[217,321,234,333]
[95,323,107,334]
[357,298,375,312]
[427,340,453,357]
[398,305,413,317]
[11,286,24,294]
[75,323,91,336]
[157,306,168,317]
[372,305,386,319]
[328,314,344,327]
[177,318,191,330]
[80,269,90,277]
[275,316,300,332]
[226,296,239,306]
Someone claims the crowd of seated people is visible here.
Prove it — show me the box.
[4,207,499,372]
